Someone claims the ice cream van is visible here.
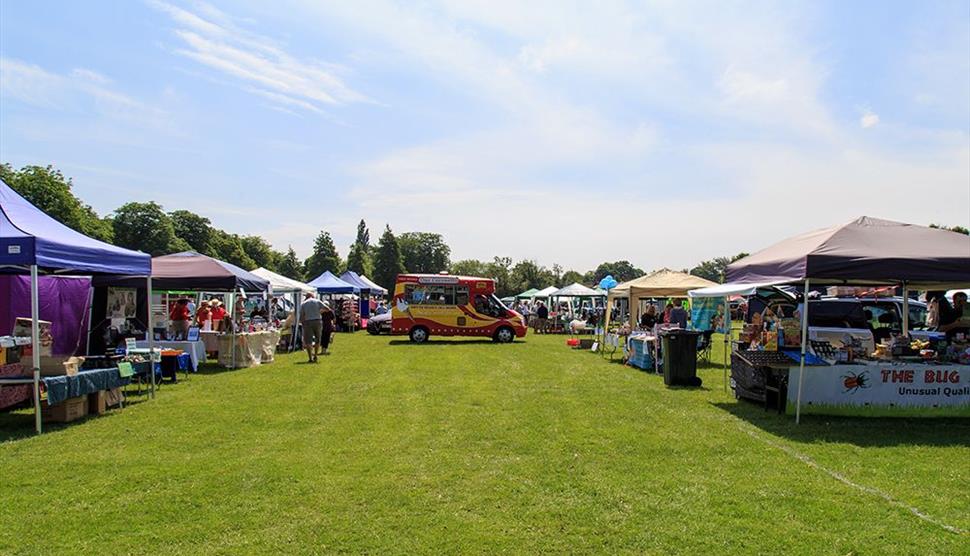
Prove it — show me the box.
[391,274,527,343]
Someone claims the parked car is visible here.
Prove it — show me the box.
[747,290,936,353]
[367,311,392,335]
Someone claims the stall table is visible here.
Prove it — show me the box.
[218,330,281,369]
[732,352,970,416]
[135,340,205,371]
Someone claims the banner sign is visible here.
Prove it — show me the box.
[788,363,970,415]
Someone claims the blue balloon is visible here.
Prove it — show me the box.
[599,275,618,290]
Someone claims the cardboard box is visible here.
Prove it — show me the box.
[104,387,124,408]
[42,396,88,423]
[88,390,106,415]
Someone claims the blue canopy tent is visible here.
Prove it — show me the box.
[339,271,373,318]
[0,179,152,433]
[308,271,358,294]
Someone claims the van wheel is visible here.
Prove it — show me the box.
[494,326,515,343]
[409,326,429,343]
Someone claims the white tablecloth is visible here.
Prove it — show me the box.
[135,340,206,371]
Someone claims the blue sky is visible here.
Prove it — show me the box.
[1,1,968,271]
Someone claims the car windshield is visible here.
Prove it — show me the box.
[808,300,869,328]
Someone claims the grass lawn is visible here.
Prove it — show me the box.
[1,332,968,554]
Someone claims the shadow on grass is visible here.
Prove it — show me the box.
[387,339,523,346]
[712,400,970,448]
[0,394,153,443]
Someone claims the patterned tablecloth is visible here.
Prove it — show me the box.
[0,363,31,409]
[217,330,281,369]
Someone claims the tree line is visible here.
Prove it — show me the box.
[4,163,967,293]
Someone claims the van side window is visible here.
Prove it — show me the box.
[455,286,469,306]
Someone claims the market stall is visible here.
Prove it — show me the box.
[308,271,360,332]
[340,271,374,319]
[603,269,718,375]
[722,216,970,421]
[252,267,314,351]
[96,251,271,370]
[357,274,388,296]
[0,179,152,433]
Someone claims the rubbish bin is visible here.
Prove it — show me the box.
[659,329,702,386]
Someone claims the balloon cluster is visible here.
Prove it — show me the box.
[598,275,618,290]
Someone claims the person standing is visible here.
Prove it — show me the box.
[209,300,227,332]
[319,301,336,355]
[669,299,688,329]
[536,301,549,334]
[300,292,326,363]
[196,301,212,330]
[169,298,191,340]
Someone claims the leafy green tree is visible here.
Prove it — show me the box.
[209,230,256,269]
[590,260,644,284]
[450,259,488,277]
[170,210,214,254]
[346,242,371,276]
[561,270,586,286]
[484,256,515,297]
[689,252,749,283]
[277,246,305,281]
[372,225,405,290]
[929,223,969,235]
[511,259,554,292]
[241,235,279,271]
[112,202,179,256]
[398,232,451,273]
[346,219,372,275]
[304,231,342,279]
[1,163,113,241]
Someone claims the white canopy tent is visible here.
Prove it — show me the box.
[551,283,601,298]
[251,268,315,294]
[533,286,559,299]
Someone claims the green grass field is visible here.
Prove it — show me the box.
[1,333,968,554]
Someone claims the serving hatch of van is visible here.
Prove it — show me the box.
[391,274,527,343]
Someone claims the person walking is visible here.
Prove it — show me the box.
[320,301,336,355]
[300,292,326,363]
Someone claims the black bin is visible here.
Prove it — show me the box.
[659,329,702,386]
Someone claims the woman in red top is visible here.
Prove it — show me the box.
[209,300,227,331]
[169,299,191,340]
[196,302,211,330]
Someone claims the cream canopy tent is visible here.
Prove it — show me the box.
[251,268,315,294]
[606,269,718,327]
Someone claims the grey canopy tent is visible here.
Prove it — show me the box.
[724,216,970,422]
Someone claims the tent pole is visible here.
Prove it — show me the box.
[147,277,156,398]
[231,292,237,369]
[84,284,95,356]
[723,296,729,393]
[795,278,810,424]
[901,282,909,337]
[30,265,42,434]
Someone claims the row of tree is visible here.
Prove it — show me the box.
[5,163,967,293]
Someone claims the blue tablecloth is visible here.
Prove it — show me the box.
[43,368,132,406]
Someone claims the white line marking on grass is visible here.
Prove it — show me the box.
[738,426,967,536]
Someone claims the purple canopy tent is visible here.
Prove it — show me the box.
[725,216,970,423]
[0,179,152,433]
[0,275,91,356]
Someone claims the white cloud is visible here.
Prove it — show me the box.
[0,57,169,130]
[150,0,367,114]
[860,109,880,128]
